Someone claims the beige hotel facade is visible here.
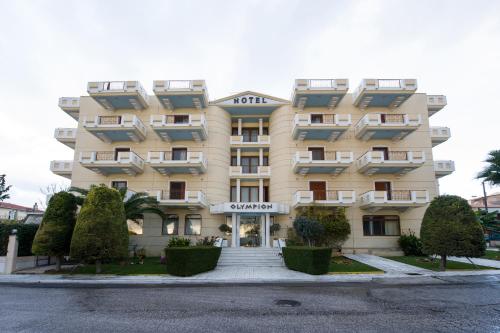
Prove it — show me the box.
[51,79,455,256]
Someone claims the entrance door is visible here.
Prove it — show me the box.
[308,147,325,160]
[375,181,392,200]
[239,216,261,247]
[169,181,185,200]
[372,147,389,160]
[310,181,326,200]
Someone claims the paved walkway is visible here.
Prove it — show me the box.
[345,254,431,274]
[448,256,500,269]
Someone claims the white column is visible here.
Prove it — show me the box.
[259,148,263,166]
[265,213,271,248]
[259,179,264,203]
[231,213,237,248]
[5,234,18,274]
[236,214,241,247]
[238,118,242,136]
[236,179,241,203]
[259,118,263,136]
[237,149,241,166]
[260,215,266,248]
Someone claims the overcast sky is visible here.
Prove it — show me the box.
[1,0,499,207]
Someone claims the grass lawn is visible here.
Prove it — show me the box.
[482,250,500,261]
[384,256,497,271]
[58,257,167,275]
[329,256,383,274]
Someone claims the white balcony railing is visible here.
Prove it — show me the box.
[427,95,447,114]
[154,190,208,207]
[430,126,451,146]
[150,114,207,128]
[87,81,147,98]
[153,80,207,92]
[229,165,271,177]
[80,151,144,167]
[353,79,418,100]
[84,114,146,135]
[354,113,421,140]
[54,128,77,141]
[147,151,207,166]
[293,151,353,165]
[360,190,429,206]
[293,113,352,127]
[230,135,270,145]
[58,97,80,110]
[294,79,349,91]
[50,160,73,174]
[357,150,425,168]
[434,160,455,178]
[293,190,355,207]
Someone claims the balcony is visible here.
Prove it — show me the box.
[83,115,146,142]
[54,128,77,148]
[50,160,72,179]
[79,151,144,175]
[427,95,447,116]
[430,126,451,147]
[153,190,208,209]
[360,190,429,211]
[353,79,417,109]
[434,160,455,178]
[292,113,351,141]
[292,151,353,175]
[153,80,208,110]
[229,165,271,179]
[150,114,207,141]
[292,190,355,208]
[357,150,425,176]
[230,135,270,148]
[292,79,349,109]
[87,81,148,110]
[354,113,421,141]
[58,97,80,120]
[147,151,207,175]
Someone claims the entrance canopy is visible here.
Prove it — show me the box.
[210,202,289,215]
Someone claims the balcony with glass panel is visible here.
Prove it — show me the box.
[292,79,349,109]
[50,160,73,179]
[292,190,355,208]
[434,160,455,178]
[58,97,80,120]
[292,113,351,141]
[354,113,421,141]
[352,79,417,109]
[54,128,77,148]
[79,151,144,175]
[87,81,148,110]
[153,80,208,110]
[427,95,447,116]
[292,150,353,175]
[357,150,425,176]
[147,150,207,175]
[83,114,146,142]
[359,190,429,212]
[150,114,207,141]
[430,126,451,147]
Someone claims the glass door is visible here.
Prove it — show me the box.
[239,216,261,247]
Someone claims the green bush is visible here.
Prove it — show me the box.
[293,216,324,246]
[167,237,191,247]
[398,232,424,256]
[165,246,221,276]
[0,223,39,256]
[283,246,332,275]
[70,185,128,272]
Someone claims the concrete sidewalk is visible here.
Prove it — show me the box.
[345,254,431,274]
[448,256,500,269]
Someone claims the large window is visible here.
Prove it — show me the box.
[162,214,179,235]
[111,181,127,190]
[363,215,400,236]
[185,214,202,235]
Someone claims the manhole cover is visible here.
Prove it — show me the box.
[406,273,422,276]
[274,299,301,307]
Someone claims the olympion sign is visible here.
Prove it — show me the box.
[210,202,290,214]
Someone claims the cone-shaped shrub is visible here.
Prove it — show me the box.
[70,185,128,272]
[32,191,77,270]
[420,195,486,271]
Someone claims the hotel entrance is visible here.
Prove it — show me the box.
[239,216,261,247]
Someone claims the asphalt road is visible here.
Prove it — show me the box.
[1,276,500,333]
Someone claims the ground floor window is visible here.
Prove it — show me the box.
[111,181,127,190]
[162,214,179,235]
[185,214,202,235]
[362,215,400,236]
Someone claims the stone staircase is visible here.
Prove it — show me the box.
[218,247,284,267]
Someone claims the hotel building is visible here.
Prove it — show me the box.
[51,79,454,256]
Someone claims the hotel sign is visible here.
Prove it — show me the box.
[218,94,284,106]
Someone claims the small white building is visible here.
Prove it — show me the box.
[0,202,44,221]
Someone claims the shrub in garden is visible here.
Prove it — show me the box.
[219,224,232,233]
[398,232,424,256]
[421,195,486,271]
[167,237,191,247]
[293,216,324,246]
[165,246,221,276]
[0,223,38,256]
[318,208,350,250]
[283,246,332,275]
[196,236,216,246]
[70,185,128,273]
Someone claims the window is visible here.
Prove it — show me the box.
[241,157,259,173]
[173,115,189,124]
[111,181,127,191]
[162,214,179,235]
[172,148,187,160]
[185,214,202,235]
[311,114,323,124]
[308,147,325,160]
[242,128,259,142]
[230,186,260,202]
[169,182,185,199]
[363,215,400,236]
[232,127,239,135]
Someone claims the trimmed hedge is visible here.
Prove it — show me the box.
[0,223,39,256]
[283,246,332,275]
[165,246,221,276]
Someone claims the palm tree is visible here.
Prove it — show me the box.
[70,186,166,224]
[477,150,500,185]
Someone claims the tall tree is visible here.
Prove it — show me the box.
[32,192,77,271]
[0,174,12,202]
[70,185,128,273]
[477,150,500,185]
[420,195,486,271]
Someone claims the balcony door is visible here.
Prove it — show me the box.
[375,181,392,200]
[241,157,259,173]
[242,128,259,142]
[173,115,189,124]
[172,148,187,161]
[170,181,185,200]
[115,148,130,160]
[308,147,325,160]
[310,114,323,124]
[309,181,326,200]
[372,147,389,160]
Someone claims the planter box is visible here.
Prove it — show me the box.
[165,246,221,276]
[283,246,332,275]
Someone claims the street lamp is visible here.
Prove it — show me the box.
[482,181,489,213]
